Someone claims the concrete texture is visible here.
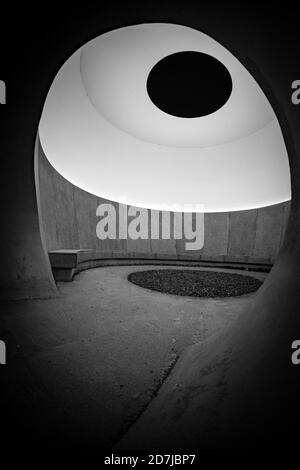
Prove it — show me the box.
[253,204,284,259]
[38,145,290,265]
[118,254,300,450]
[2,0,300,451]
[201,212,229,257]
[0,265,265,449]
[0,136,58,300]
[227,210,257,258]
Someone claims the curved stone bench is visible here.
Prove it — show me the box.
[49,249,272,282]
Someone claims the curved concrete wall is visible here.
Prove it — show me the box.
[38,140,290,265]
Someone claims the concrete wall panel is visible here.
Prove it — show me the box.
[253,204,283,261]
[202,213,229,257]
[227,209,258,259]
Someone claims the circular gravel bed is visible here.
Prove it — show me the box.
[128,269,263,298]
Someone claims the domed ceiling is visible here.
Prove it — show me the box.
[39,23,291,212]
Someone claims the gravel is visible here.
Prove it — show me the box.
[128,269,263,298]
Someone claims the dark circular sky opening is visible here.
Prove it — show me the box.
[146,51,233,118]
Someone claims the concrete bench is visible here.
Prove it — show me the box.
[48,249,273,282]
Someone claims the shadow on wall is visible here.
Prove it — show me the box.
[38,138,290,265]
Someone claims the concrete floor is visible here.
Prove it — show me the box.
[0,265,266,449]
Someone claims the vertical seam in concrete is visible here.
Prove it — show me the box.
[226,212,232,257]
[72,187,80,249]
[252,209,259,259]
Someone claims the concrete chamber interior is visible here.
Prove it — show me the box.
[2,5,300,451]
[38,23,291,268]
[38,140,290,267]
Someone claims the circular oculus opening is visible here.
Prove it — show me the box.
[146,51,233,118]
